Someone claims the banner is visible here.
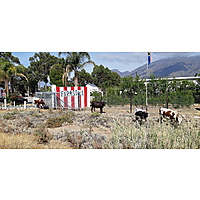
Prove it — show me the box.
[51,85,90,109]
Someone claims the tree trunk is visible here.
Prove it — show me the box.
[74,69,78,87]
[130,93,133,113]
[5,81,9,97]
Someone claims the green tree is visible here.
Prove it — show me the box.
[58,52,95,87]
[29,52,60,90]
[76,69,93,86]
[120,75,145,113]
[91,65,121,90]
[49,64,65,87]
[170,90,194,108]
[0,52,20,64]
[0,57,28,96]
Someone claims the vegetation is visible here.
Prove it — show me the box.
[46,112,74,128]
[92,64,121,90]
[0,107,199,149]
[58,52,95,87]
[1,52,199,109]
[0,53,28,96]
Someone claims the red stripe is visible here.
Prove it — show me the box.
[78,86,81,108]
[71,87,75,108]
[63,87,68,109]
[56,87,60,108]
[84,87,87,107]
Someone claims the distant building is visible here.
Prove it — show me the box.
[86,83,102,93]
[86,83,103,99]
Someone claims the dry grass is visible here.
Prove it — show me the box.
[0,105,199,149]
[0,132,70,149]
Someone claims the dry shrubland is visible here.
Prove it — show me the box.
[0,106,199,149]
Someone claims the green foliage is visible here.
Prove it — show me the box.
[170,90,194,108]
[28,52,61,92]
[46,113,74,128]
[120,75,145,112]
[103,87,128,106]
[0,52,20,64]
[49,64,65,86]
[132,93,146,106]
[58,52,95,86]
[91,91,102,101]
[147,76,197,107]
[89,112,101,118]
[92,65,121,90]
[76,69,93,86]
[0,56,28,96]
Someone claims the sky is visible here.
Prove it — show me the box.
[12,52,200,74]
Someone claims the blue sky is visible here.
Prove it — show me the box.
[12,52,200,74]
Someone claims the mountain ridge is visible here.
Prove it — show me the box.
[112,55,200,78]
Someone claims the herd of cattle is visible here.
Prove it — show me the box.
[0,98,185,125]
[91,101,184,126]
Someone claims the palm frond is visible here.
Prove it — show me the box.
[15,73,29,82]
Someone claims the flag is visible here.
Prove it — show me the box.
[148,52,152,65]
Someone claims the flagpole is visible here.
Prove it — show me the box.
[146,53,149,112]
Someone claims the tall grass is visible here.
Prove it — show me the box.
[108,120,199,149]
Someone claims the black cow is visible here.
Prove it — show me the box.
[12,97,28,105]
[134,108,148,124]
[0,97,5,103]
[91,101,106,113]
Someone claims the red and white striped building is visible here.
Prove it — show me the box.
[51,85,90,109]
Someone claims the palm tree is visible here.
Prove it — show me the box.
[0,60,28,96]
[58,52,95,87]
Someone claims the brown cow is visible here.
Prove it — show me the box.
[34,99,46,108]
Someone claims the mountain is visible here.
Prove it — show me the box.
[112,69,131,77]
[112,55,200,78]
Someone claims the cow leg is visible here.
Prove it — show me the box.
[91,106,93,112]
[160,115,163,123]
[100,107,103,113]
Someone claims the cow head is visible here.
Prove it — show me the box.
[102,101,106,107]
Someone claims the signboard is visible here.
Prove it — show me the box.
[51,85,90,109]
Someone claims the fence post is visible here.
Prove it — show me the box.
[24,101,27,109]
[4,98,7,109]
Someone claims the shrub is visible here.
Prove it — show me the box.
[91,91,102,101]
[3,111,19,120]
[34,125,53,144]
[46,113,73,128]
[170,91,194,108]
[89,112,101,118]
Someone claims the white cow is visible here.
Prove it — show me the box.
[159,108,182,125]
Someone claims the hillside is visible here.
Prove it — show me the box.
[112,55,200,78]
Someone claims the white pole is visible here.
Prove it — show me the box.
[146,54,149,111]
[4,98,7,109]
[24,101,27,109]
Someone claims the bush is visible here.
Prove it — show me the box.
[91,91,102,101]
[34,125,52,144]
[170,91,194,108]
[46,113,73,128]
